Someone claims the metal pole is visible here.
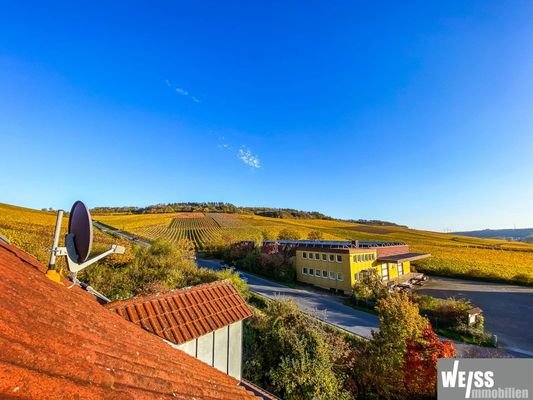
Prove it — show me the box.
[48,210,64,271]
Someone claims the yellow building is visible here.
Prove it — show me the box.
[293,241,430,294]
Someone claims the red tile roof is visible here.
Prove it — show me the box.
[106,280,253,345]
[0,241,260,399]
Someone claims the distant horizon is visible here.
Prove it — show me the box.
[2,199,531,234]
[1,2,532,232]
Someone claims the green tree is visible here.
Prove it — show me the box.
[277,228,302,240]
[354,292,428,399]
[307,230,324,240]
[352,268,388,304]
[82,239,248,300]
[262,230,277,240]
[244,299,352,400]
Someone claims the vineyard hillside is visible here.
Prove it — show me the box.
[93,211,533,285]
[0,203,132,268]
[1,203,532,285]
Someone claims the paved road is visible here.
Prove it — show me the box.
[196,258,379,338]
[416,277,533,356]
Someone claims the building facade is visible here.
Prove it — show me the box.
[292,241,430,294]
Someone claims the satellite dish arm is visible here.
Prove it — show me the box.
[65,233,125,273]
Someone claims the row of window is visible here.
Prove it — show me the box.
[302,251,377,264]
[353,253,376,263]
[302,252,343,263]
[302,267,344,281]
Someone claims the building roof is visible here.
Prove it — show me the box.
[296,246,378,254]
[106,280,253,345]
[0,241,261,400]
[377,252,431,262]
[266,239,406,248]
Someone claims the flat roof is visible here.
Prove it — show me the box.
[377,253,431,262]
[264,239,406,249]
[296,246,377,254]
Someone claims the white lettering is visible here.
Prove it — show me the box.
[484,371,494,388]
[466,371,474,398]
[441,360,459,387]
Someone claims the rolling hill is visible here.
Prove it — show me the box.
[1,202,532,285]
[92,209,533,285]
[0,203,132,270]
[453,228,533,243]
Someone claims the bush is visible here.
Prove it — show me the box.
[82,239,234,299]
[235,250,296,283]
[307,230,324,240]
[414,294,473,328]
[278,228,302,240]
[352,269,387,306]
[244,299,352,400]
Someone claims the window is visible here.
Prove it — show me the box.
[398,262,404,276]
[329,254,335,262]
[302,252,307,259]
[357,255,362,262]
[329,271,335,280]
[365,254,369,261]
[353,255,357,262]
[322,254,327,261]
[315,269,321,277]
[336,255,342,263]
[309,268,314,276]
[303,267,308,275]
[308,253,313,260]
[322,270,328,278]
[315,253,320,260]
[337,272,344,281]
[381,264,389,281]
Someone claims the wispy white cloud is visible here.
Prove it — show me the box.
[218,143,232,150]
[238,146,261,169]
[166,80,200,103]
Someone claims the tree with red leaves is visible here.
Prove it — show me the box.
[404,324,456,398]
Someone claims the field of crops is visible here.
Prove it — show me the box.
[2,202,532,285]
[0,203,132,268]
[94,211,533,285]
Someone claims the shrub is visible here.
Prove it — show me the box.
[82,239,223,299]
[278,228,302,240]
[244,299,352,400]
[307,230,324,240]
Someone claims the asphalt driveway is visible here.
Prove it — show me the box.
[416,277,533,356]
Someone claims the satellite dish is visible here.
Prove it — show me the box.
[46,200,125,284]
[68,201,93,263]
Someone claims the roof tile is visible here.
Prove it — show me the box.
[0,241,260,400]
[106,280,253,345]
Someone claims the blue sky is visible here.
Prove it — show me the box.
[0,1,532,231]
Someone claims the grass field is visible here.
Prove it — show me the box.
[0,203,132,270]
[2,202,532,285]
[93,211,533,285]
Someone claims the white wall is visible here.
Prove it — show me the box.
[170,320,243,380]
